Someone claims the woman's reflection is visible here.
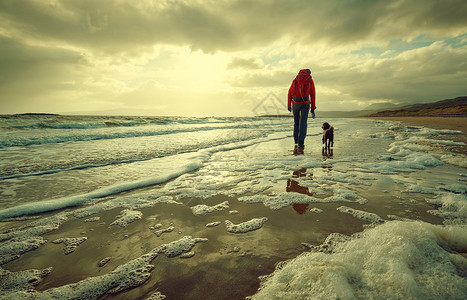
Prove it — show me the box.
[286,168,313,214]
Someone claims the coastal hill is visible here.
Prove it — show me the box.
[369,96,467,117]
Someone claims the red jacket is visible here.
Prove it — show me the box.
[288,69,316,110]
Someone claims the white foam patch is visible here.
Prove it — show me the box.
[159,236,208,257]
[440,154,467,167]
[110,209,142,227]
[0,267,52,292]
[180,251,195,259]
[369,132,393,139]
[206,221,221,228]
[320,186,368,204]
[418,128,463,136]
[0,237,47,265]
[426,193,467,225]
[401,182,438,194]
[224,182,273,197]
[190,201,229,216]
[358,128,466,174]
[238,194,302,210]
[73,195,179,219]
[174,188,217,200]
[337,206,385,224]
[252,221,467,299]
[400,143,432,151]
[440,183,467,194]
[239,186,367,211]
[361,152,443,174]
[413,134,465,146]
[225,217,268,233]
[0,212,69,264]
[98,257,111,267]
[146,291,167,299]
[387,215,416,222]
[2,236,207,298]
[52,237,88,254]
[154,226,174,237]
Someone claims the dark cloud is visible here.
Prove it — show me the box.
[0,0,235,54]
[0,35,86,111]
[1,0,466,54]
[318,43,467,102]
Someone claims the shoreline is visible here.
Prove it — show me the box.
[367,116,467,155]
[366,116,467,132]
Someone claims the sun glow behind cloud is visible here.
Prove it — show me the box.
[0,0,466,116]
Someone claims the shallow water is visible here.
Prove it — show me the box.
[0,116,465,299]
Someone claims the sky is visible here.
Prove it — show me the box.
[1,0,466,117]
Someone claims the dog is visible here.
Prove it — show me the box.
[321,122,334,148]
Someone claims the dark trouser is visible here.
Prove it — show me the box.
[292,102,310,148]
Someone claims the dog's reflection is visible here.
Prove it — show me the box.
[286,168,313,214]
[322,147,333,171]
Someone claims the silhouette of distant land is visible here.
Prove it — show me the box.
[369,96,467,117]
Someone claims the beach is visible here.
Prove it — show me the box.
[0,115,466,299]
[369,117,467,154]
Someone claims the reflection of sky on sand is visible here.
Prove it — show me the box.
[1,118,466,299]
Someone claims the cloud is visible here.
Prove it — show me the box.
[226,70,293,88]
[0,0,466,115]
[0,35,88,112]
[227,57,263,70]
[2,0,466,53]
[318,41,467,103]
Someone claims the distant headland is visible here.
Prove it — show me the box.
[369,96,467,117]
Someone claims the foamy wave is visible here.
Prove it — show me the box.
[0,152,204,220]
[0,134,287,220]
[252,221,467,299]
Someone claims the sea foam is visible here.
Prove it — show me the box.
[337,206,385,224]
[0,153,204,220]
[225,217,268,233]
[1,236,208,299]
[110,209,143,227]
[0,133,289,220]
[426,193,467,225]
[190,201,230,216]
[252,221,467,299]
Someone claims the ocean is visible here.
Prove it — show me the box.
[0,114,466,299]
